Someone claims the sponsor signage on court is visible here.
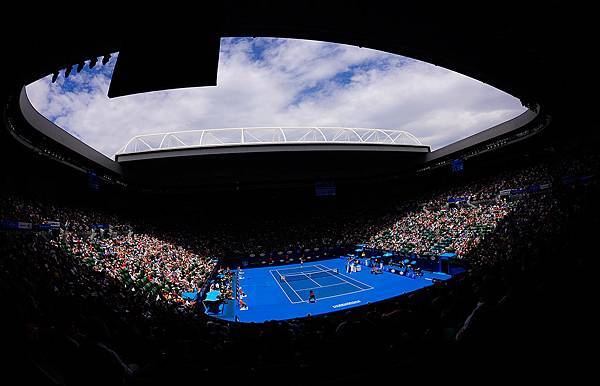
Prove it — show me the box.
[332,300,361,309]
[43,221,61,229]
[18,222,32,229]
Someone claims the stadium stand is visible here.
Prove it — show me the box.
[1,152,598,384]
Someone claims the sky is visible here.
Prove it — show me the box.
[26,37,527,159]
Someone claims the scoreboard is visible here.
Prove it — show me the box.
[451,158,464,173]
[315,181,336,197]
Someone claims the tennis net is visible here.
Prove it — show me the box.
[280,268,339,282]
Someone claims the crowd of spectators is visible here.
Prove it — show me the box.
[361,162,560,257]
[1,153,598,384]
[215,162,564,262]
[1,194,219,309]
[365,203,512,256]
[59,232,216,307]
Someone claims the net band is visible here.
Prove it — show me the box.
[280,268,339,282]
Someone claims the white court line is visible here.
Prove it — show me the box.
[276,269,308,302]
[271,263,374,304]
[275,265,322,272]
[316,264,374,291]
[271,266,337,304]
[290,264,374,303]
[292,281,350,292]
[277,265,336,288]
[317,263,373,289]
[291,272,321,287]
[275,265,330,276]
[295,286,371,303]
[269,269,303,304]
[271,269,305,303]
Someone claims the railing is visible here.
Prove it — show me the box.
[117,127,424,155]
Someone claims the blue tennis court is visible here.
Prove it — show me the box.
[270,264,373,303]
[208,257,454,323]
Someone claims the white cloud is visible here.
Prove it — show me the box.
[25,37,527,159]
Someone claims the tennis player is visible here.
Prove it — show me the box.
[308,290,316,303]
[347,257,354,274]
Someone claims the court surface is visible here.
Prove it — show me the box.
[270,264,373,303]
[213,257,452,323]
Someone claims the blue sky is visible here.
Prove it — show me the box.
[26,37,527,159]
